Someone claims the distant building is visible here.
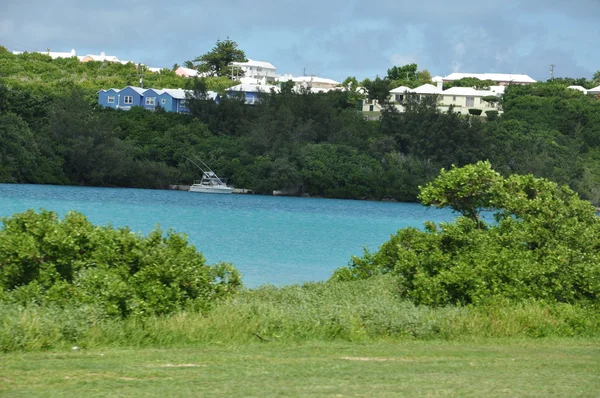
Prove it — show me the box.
[230,59,277,82]
[567,85,588,94]
[80,52,124,63]
[278,75,341,91]
[443,72,536,86]
[175,66,206,78]
[97,86,218,113]
[12,48,78,59]
[225,83,280,105]
[588,85,600,98]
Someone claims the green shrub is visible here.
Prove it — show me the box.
[485,110,499,121]
[332,161,600,306]
[468,108,483,116]
[0,210,241,317]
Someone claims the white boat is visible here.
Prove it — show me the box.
[186,157,233,194]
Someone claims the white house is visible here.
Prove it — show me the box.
[12,48,78,59]
[281,75,340,89]
[567,85,588,94]
[588,85,600,97]
[438,87,502,115]
[230,59,277,82]
[175,67,205,78]
[80,52,122,63]
[443,72,536,86]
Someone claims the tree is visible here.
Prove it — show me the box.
[593,70,600,85]
[418,161,503,226]
[193,38,247,78]
[361,77,391,105]
[387,64,418,81]
[183,60,195,69]
[333,162,600,306]
[446,77,495,90]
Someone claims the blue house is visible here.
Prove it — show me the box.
[98,86,147,110]
[97,88,121,110]
[141,88,165,111]
[98,87,218,113]
[225,83,279,105]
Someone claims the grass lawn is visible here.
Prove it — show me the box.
[1,338,599,397]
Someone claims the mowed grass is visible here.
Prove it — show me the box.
[1,339,599,397]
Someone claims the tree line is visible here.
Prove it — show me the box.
[1,44,600,203]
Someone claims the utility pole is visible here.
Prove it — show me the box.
[550,64,555,81]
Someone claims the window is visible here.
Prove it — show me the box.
[124,96,133,104]
[395,94,404,102]
[452,96,457,101]
[466,96,475,107]
[107,96,115,104]
[145,97,156,106]
[180,99,187,107]
[161,98,166,105]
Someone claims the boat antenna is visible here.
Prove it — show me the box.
[183,156,206,173]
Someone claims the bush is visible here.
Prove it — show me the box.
[0,210,241,317]
[332,162,600,306]
[485,110,499,121]
[468,108,483,116]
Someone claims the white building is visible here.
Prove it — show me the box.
[175,66,206,78]
[79,52,123,63]
[443,72,536,86]
[230,59,277,82]
[12,48,78,59]
[588,85,600,96]
[567,85,588,94]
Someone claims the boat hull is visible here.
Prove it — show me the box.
[189,185,233,194]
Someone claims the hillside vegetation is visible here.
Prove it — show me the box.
[2,47,600,202]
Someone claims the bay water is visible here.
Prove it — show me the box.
[0,184,456,287]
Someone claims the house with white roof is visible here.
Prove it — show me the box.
[588,85,600,97]
[443,72,536,86]
[285,75,340,89]
[229,59,277,82]
[226,83,280,104]
[80,52,122,63]
[175,66,208,78]
[567,85,588,94]
[12,48,78,59]
[438,86,502,115]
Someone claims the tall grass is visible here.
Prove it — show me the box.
[1,276,599,352]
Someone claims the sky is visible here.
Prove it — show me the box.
[1,0,599,82]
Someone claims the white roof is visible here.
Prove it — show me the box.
[176,67,199,77]
[160,88,189,99]
[231,59,276,70]
[410,84,442,94]
[83,52,120,62]
[145,88,166,95]
[148,67,163,73]
[13,48,77,59]
[226,83,280,93]
[123,86,147,95]
[442,87,496,97]
[567,85,588,94]
[431,76,444,83]
[288,76,340,85]
[443,72,536,84]
[489,85,506,94]
[588,85,600,94]
[390,85,411,94]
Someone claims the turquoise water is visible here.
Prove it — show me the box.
[0,184,456,287]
